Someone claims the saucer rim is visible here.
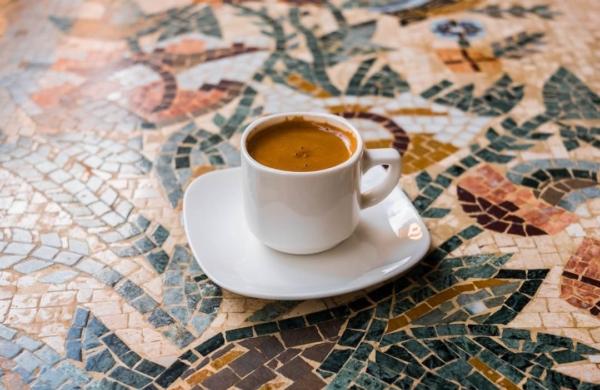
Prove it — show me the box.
[183,167,431,300]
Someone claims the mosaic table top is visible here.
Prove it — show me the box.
[0,0,599,388]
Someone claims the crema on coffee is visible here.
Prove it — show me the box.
[246,118,356,172]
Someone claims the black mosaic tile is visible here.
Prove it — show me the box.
[364,319,386,341]
[306,309,334,325]
[502,328,530,340]
[420,372,459,389]
[110,367,152,388]
[550,350,584,364]
[120,351,142,368]
[468,325,500,336]
[385,345,418,364]
[505,292,531,311]
[367,355,402,384]
[278,316,306,330]
[485,306,517,324]
[254,322,279,335]
[135,359,165,378]
[495,269,527,279]
[175,156,190,169]
[375,299,391,319]
[225,326,253,342]
[349,297,372,312]
[354,342,374,361]
[348,309,373,330]
[154,360,189,388]
[424,340,458,362]
[330,305,351,319]
[339,329,364,347]
[195,333,224,356]
[320,349,353,373]
[411,327,437,338]
[464,371,495,390]
[536,333,573,349]
[436,324,467,336]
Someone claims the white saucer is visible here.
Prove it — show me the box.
[183,167,431,300]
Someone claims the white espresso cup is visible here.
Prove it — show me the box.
[241,112,402,255]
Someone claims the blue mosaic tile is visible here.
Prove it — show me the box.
[53,251,82,265]
[130,295,158,314]
[163,271,183,286]
[66,340,82,361]
[85,349,116,373]
[74,258,104,274]
[102,334,130,357]
[15,335,41,351]
[0,340,21,358]
[151,225,169,246]
[163,288,184,306]
[116,280,144,300]
[148,308,175,328]
[96,268,123,287]
[66,327,82,340]
[39,269,79,284]
[0,324,17,340]
[14,259,50,273]
[34,345,61,365]
[55,362,91,385]
[87,317,109,338]
[146,250,169,274]
[162,326,195,349]
[32,246,59,260]
[68,239,89,255]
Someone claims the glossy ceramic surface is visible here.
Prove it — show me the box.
[183,166,430,299]
[240,112,401,254]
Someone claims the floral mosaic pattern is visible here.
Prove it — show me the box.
[0,0,599,389]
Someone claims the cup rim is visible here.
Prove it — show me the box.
[240,112,364,176]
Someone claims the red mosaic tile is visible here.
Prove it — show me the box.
[457,165,577,236]
[561,238,600,315]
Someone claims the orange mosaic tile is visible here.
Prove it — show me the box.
[458,164,578,235]
[402,133,458,173]
[435,47,501,73]
[561,238,600,315]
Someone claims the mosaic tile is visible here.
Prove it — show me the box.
[457,164,577,235]
[507,159,600,212]
[472,4,558,19]
[559,123,600,151]
[492,31,546,59]
[1,0,600,388]
[560,238,600,317]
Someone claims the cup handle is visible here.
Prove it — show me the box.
[360,148,402,209]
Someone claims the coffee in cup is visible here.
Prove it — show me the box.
[246,118,357,172]
[241,112,402,254]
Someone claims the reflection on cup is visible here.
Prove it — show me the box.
[408,223,423,240]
